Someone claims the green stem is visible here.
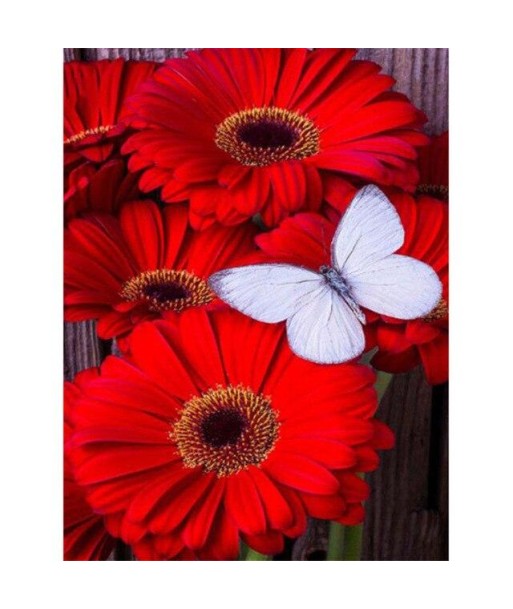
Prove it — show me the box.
[327,523,364,561]
[327,371,394,560]
[238,542,248,560]
[374,370,393,401]
[326,522,346,560]
[245,548,272,560]
[341,524,363,560]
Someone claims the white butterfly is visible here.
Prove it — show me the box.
[208,185,442,365]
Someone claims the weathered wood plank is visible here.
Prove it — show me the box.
[356,48,449,135]
[362,368,440,560]
[63,321,108,381]
[292,518,329,561]
[81,48,195,61]
[64,48,81,62]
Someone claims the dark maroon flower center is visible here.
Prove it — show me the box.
[238,120,298,149]
[215,107,320,167]
[172,385,279,476]
[200,408,247,448]
[120,269,214,313]
[143,281,189,303]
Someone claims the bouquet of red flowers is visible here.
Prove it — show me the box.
[63,48,448,561]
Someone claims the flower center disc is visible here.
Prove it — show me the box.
[172,385,280,476]
[423,297,448,322]
[215,106,320,167]
[120,269,214,312]
[64,125,114,145]
[416,183,449,201]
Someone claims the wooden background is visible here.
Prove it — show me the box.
[64,48,449,561]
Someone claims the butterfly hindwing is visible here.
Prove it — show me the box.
[208,264,323,323]
[286,284,365,364]
[347,254,442,319]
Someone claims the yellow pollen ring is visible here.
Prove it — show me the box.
[215,106,320,167]
[171,385,280,477]
[64,125,115,145]
[120,269,214,313]
[423,297,448,322]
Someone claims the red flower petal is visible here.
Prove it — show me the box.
[247,467,294,531]
[301,493,347,520]
[265,453,340,495]
[225,471,267,535]
[148,473,215,535]
[277,438,357,469]
[419,334,449,385]
[182,479,226,550]
[242,531,284,556]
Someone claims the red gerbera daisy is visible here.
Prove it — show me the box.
[64,371,116,560]
[64,157,141,222]
[64,59,157,169]
[416,131,449,202]
[123,48,428,229]
[64,200,258,340]
[253,191,448,384]
[67,309,393,560]
[367,193,448,384]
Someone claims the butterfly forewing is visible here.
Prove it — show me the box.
[331,184,405,275]
[208,264,323,323]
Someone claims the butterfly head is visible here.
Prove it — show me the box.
[319,264,350,297]
[319,265,344,286]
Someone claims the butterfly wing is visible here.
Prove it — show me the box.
[346,254,442,319]
[331,184,405,274]
[286,284,365,364]
[331,185,442,320]
[208,264,323,323]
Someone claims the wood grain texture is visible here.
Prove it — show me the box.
[362,369,448,560]
[64,321,108,381]
[64,49,81,62]
[356,48,448,135]
[81,48,195,61]
[63,48,448,561]
[292,518,329,561]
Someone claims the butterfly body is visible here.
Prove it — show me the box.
[319,265,366,325]
[209,185,442,365]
